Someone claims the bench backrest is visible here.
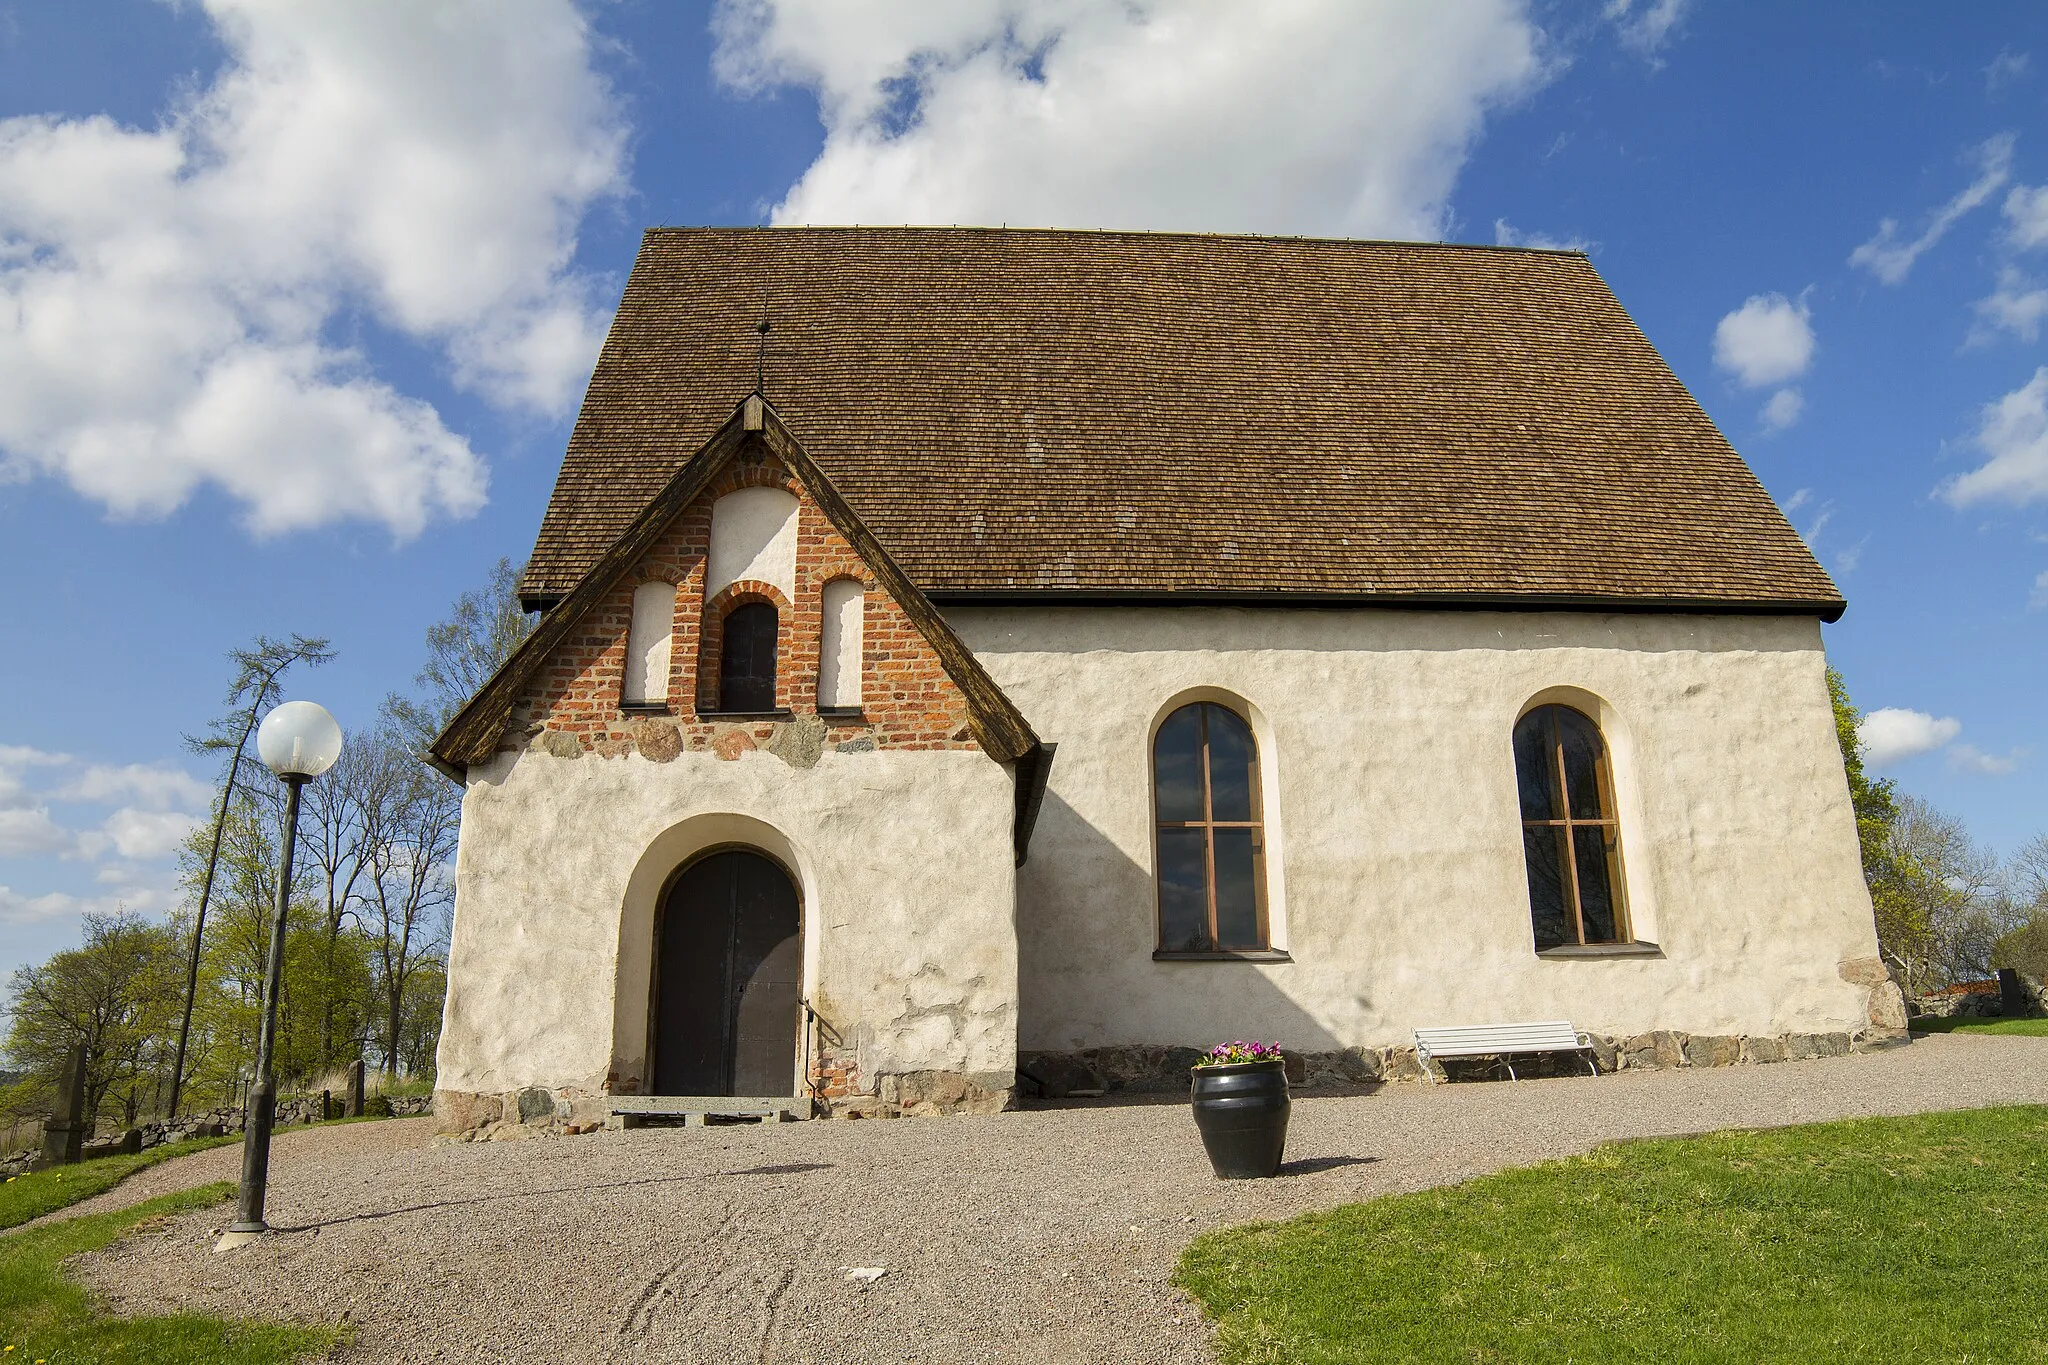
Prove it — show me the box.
[1414,1021,1583,1057]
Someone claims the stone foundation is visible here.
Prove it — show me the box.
[433,1086,613,1142]
[432,1068,1014,1139]
[1018,1028,1899,1097]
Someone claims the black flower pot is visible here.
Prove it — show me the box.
[1190,1059,1289,1179]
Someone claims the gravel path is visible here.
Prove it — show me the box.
[69,1033,2048,1364]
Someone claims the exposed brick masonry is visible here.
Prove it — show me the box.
[509,446,979,759]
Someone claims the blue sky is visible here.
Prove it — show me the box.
[2,0,2044,981]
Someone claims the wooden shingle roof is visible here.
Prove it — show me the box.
[521,227,1841,620]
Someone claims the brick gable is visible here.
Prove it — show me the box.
[509,445,978,760]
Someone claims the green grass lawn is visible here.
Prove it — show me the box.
[1176,1106,2048,1364]
[1909,1015,2048,1037]
[0,1136,239,1232]
[0,1183,341,1363]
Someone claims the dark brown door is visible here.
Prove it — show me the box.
[653,850,801,1096]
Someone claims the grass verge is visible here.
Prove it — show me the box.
[1,1136,239,1231]
[1909,1015,2048,1036]
[1175,1105,2048,1364]
[0,1182,342,1362]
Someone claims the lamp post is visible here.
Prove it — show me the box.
[218,700,342,1251]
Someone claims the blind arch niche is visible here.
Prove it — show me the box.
[817,578,864,711]
[622,580,676,705]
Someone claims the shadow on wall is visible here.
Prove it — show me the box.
[1016,788,1347,1089]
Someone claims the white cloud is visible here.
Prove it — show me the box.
[1760,387,1804,432]
[1987,49,2032,92]
[2031,569,2048,610]
[1604,0,1689,60]
[1970,267,2048,343]
[1714,292,1814,388]
[1859,708,1961,766]
[1947,743,2022,776]
[0,0,627,539]
[1493,218,1592,252]
[56,762,212,812]
[96,808,204,862]
[1849,134,2014,285]
[1799,504,1835,549]
[0,807,74,857]
[717,0,1551,239]
[0,882,170,926]
[1942,367,2048,509]
[1782,487,1813,513]
[2006,183,2048,251]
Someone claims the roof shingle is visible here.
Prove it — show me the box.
[521,227,1841,619]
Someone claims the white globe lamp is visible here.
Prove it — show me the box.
[255,700,343,780]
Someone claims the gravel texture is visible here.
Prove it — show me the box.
[66,1032,2048,1364]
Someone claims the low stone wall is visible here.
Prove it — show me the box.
[1018,1028,1898,1098]
[0,1093,432,1176]
[1908,971,2046,1022]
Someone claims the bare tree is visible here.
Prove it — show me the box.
[169,634,332,1115]
[299,742,375,1068]
[352,727,459,1076]
[384,557,533,750]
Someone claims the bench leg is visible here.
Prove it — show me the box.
[1582,1049,1599,1078]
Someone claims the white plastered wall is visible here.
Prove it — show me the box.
[949,606,1880,1053]
[436,745,1018,1097]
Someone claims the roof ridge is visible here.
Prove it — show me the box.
[638,223,1590,257]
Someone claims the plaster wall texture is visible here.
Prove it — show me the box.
[435,741,1018,1099]
[707,487,798,600]
[949,606,1880,1054]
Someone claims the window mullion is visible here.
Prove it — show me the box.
[1553,719,1588,946]
[1199,706,1219,950]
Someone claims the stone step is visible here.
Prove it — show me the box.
[606,1095,808,1128]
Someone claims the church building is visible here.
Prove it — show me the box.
[429,227,1895,1126]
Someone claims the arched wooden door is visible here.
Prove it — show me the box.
[652,849,802,1097]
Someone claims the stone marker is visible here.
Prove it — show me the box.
[346,1059,365,1118]
[40,1045,88,1168]
[1998,968,2033,1020]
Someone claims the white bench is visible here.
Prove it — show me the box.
[1413,1021,1598,1082]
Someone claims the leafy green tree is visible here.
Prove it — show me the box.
[1827,668,1921,982]
[3,913,183,1128]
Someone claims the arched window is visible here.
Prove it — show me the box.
[718,602,779,713]
[622,580,676,706]
[817,578,864,711]
[1154,702,1267,953]
[1513,704,1629,950]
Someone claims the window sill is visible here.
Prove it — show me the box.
[618,702,673,715]
[1152,949,1293,963]
[1536,941,1663,960]
[699,710,795,721]
[818,708,867,724]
